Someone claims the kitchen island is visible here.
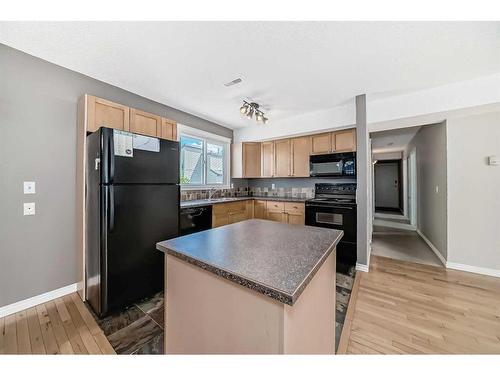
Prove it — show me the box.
[156,219,343,354]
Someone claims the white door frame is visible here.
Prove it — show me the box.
[408,148,418,227]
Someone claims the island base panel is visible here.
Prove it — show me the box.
[164,251,336,354]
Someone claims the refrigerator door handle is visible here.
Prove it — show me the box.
[108,132,115,183]
[109,185,115,232]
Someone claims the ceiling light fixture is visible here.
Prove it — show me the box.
[240,101,269,124]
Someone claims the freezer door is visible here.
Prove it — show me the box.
[99,127,179,185]
[104,184,179,314]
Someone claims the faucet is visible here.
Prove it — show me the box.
[208,187,219,200]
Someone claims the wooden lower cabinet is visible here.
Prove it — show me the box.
[253,200,267,219]
[212,200,252,228]
[266,211,286,223]
[212,199,305,228]
[284,202,305,225]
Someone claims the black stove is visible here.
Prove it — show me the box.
[305,183,357,265]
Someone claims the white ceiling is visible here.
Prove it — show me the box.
[371,126,421,153]
[1,22,499,130]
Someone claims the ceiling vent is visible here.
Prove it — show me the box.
[224,78,242,87]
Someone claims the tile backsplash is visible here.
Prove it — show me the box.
[180,186,314,201]
[181,187,249,201]
[249,186,314,199]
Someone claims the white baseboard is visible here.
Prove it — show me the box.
[374,218,416,231]
[356,262,369,272]
[416,230,447,267]
[446,262,500,278]
[0,283,77,318]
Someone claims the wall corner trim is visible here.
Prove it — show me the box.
[416,229,447,267]
[445,262,500,278]
[355,262,369,273]
[0,283,78,318]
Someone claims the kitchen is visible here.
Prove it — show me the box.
[1,18,500,368]
[76,93,357,354]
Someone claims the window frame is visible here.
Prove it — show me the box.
[177,124,231,190]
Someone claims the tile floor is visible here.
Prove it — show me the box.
[335,264,356,352]
[89,292,164,354]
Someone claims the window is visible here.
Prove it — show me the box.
[178,125,230,189]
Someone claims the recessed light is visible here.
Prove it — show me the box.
[224,78,243,87]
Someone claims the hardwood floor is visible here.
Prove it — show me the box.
[344,255,500,354]
[0,293,115,354]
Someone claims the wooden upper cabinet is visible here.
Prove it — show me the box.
[243,142,262,178]
[87,95,129,132]
[333,128,356,152]
[291,136,311,177]
[261,141,275,177]
[311,133,332,154]
[129,108,162,137]
[160,118,177,141]
[274,139,291,177]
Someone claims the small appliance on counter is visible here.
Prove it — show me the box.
[309,151,356,178]
[180,205,212,235]
[305,183,357,267]
[86,127,180,317]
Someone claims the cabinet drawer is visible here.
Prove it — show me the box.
[266,201,285,212]
[284,202,305,214]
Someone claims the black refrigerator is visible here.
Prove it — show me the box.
[86,127,179,317]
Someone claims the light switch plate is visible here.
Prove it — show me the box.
[24,181,36,194]
[23,202,35,216]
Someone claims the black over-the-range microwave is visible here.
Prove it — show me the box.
[309,152,356,178]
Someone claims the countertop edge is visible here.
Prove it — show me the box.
[156,227,343,306]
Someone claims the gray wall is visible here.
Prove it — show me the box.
[447,111,500,270]
[0,44,232,307]
[406,122,448,259]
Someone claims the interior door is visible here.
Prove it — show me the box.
[105,184,179,313]
[374,162,400,209]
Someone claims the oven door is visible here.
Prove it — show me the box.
[305,204,356,242]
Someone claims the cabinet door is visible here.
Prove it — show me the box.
[228,210,248,224]
[160,118,177,141]
[286,212,305,225]
[254,200,267,219]
[291,136,311,177]
[266,211,286,223]
[243,142,262,177]
[87,95,129,132]
[261,141,275,177]
[311,133,332,154]
[129,108,162,137]
[333,128,356,152]
[274,139,291,177]
[212,213,229,228]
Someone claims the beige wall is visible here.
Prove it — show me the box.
[447,111,500,271]
[406,122,448,259]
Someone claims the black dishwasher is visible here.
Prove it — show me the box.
[180,205,212,235]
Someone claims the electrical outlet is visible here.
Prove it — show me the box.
[23,181,36,194]
[271,183,276,189]
[435,186,439,194]
[23,202,36,216]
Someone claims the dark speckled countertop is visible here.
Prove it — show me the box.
[156,219,343,305]
[180,196,307,209]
